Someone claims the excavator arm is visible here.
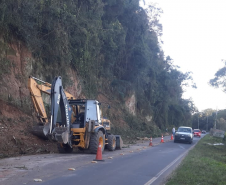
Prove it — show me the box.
[28,76,76,138]
[28,76,51,123]
[28,76,76,123]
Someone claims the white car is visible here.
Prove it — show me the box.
[174,126,193,144]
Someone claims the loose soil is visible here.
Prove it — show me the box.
[0,100,58,158]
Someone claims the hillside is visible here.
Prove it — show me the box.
[0,0,195,157]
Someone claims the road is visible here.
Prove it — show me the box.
[0,134,204,185]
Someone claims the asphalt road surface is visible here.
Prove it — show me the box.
[0,134,204,185]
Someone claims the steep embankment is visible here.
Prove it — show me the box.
[0,0,195,158]
[0,99,58,158]
[0,41,58,157]
[0,40,131,158]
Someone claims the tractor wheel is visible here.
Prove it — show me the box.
[89,130,105,154]
[57,143,73,153]
[107,135,116,151]
[115,135,123,150]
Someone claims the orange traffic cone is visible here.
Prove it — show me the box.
[161,135,164,143]
[171,134,174,140]
[149,137,153,146]
[93,142,105,161]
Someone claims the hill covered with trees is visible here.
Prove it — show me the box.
[0,0,196,141]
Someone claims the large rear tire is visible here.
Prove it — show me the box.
[89,130,105,154]
[107,135,116,151]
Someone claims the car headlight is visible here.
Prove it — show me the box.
[175,133,178,136]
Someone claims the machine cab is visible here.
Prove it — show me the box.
[85,100,101,125]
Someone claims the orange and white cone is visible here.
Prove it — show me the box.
[171,134,174,140]
[93,142,105,161]
[161,135,164,143]
[149,137,153,146]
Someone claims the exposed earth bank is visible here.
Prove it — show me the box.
[0,99,59,158]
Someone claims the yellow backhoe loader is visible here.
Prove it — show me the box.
[28,76,122,153]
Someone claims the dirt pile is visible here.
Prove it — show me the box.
[0,100,58,158]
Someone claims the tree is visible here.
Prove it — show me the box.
[209,60,226,92]
[0,0,197,136]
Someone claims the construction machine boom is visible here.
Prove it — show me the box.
[28,76,76,137]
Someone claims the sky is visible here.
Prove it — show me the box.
[141,0,226,111]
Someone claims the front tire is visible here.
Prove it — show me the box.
[89,130,105,154]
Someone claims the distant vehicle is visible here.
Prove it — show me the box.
[202,130,206,134]
[174,126,193,144]
[193,129,201,137]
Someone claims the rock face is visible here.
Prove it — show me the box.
[0,39,32,105]
[145,115,152,122]
[64,69,82,99]
[0,38,82,105]
[125,94,136,115]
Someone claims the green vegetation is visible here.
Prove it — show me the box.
[210,60,226,93]
[0,0,196,136]
[167,135,226,185]
[192,109,226,131]
[208,61,226,132]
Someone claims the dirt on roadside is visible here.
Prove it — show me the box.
[0,100,58,158]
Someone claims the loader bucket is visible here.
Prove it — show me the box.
[31,125,48,139]
[49,76,72,146]
[43,123,51,136]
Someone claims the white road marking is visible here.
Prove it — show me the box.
[179,145,185,149]
[144,152,186,185]
[144,144,196,185]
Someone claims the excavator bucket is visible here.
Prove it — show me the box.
[31,125,49,139]
[49,76,73,147]
[43,123,51,136]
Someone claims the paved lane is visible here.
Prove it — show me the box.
[27,136,201,185]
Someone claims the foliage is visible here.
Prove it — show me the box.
[192,109,226,131]
[167,135,226,185]
[209,60,226,92]
[0,0,196,135]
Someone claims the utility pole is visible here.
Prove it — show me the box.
[214,109,218,129]
[198,114,199,129]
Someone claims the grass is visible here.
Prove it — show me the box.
[166,134,226,185]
